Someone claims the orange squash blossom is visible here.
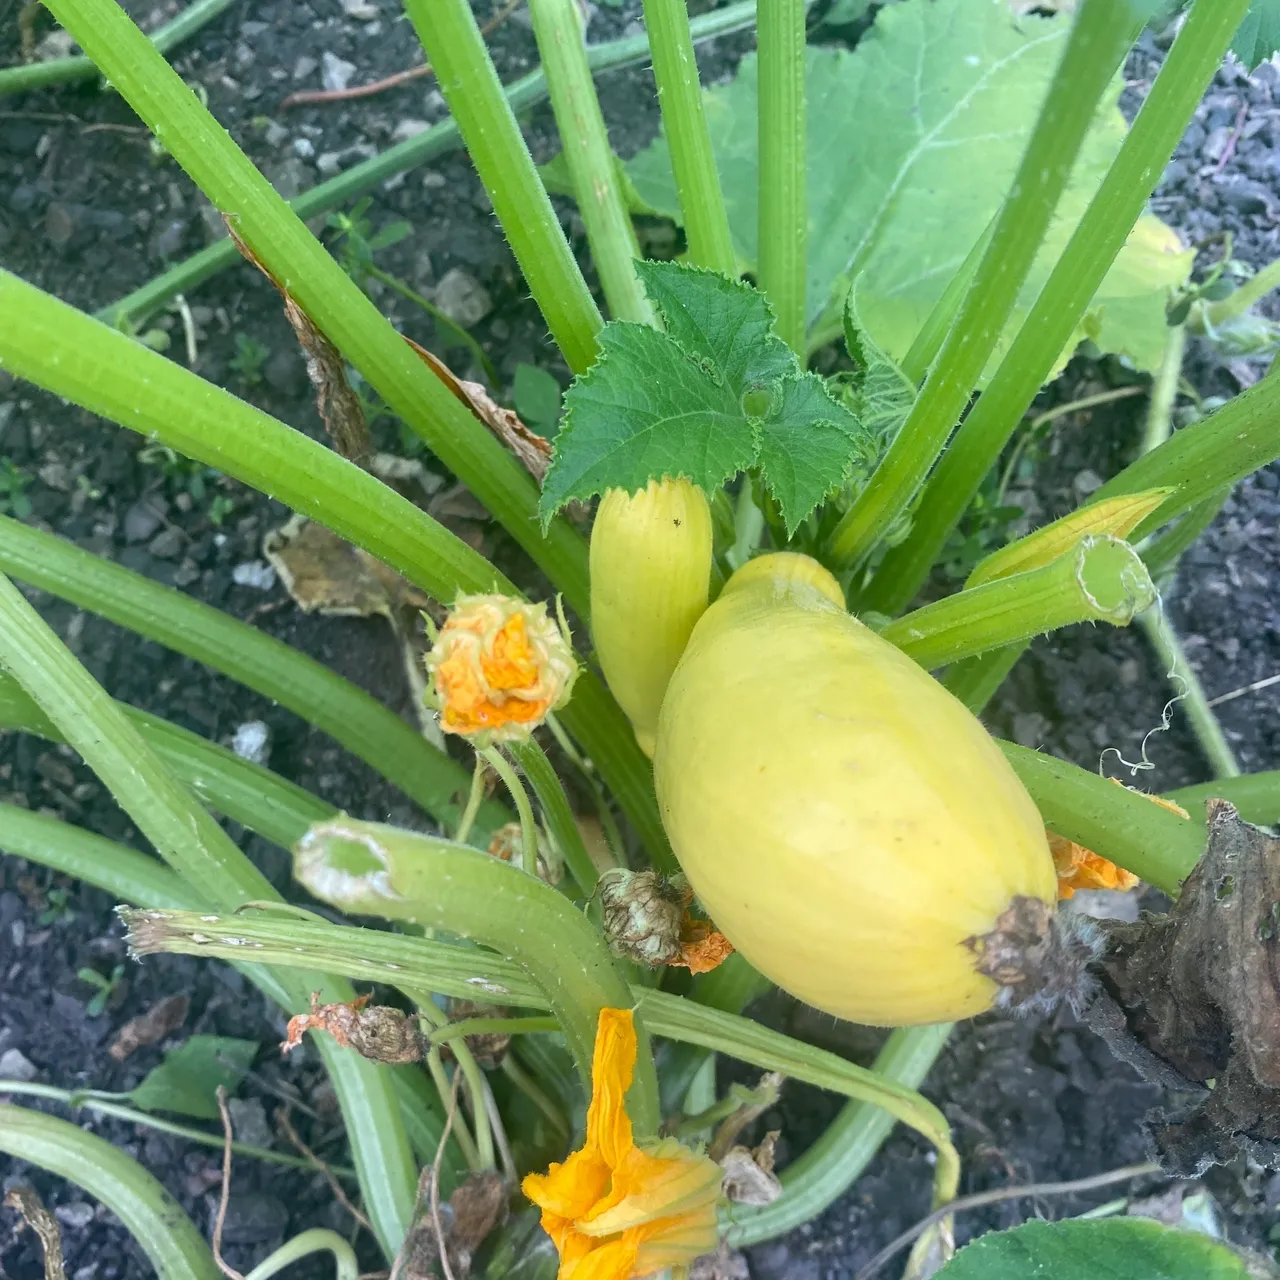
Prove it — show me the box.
[522,1008,721,1279]
[424,594,576,743]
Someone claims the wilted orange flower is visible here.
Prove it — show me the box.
[425,594,576,743]
[1050,783,1189,900]
[675,918,735,976]
[522,1008,721,1279]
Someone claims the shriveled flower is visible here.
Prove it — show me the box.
[598,871,735,975]
[424,594,577,744]
[1049,783,1188,900]
[522,1007,722,1279]
[489,820,564,885]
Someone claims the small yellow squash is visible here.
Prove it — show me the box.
[590,478,712,757]
[654,553,1057,1026]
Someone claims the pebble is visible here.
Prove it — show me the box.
[339,0,380,17]
[0,1047,38,1081]
[291,54,318,82]
[211,1193,288,1246]
[264,119,290,148]
[45,202,77,248]
[432,267,492,327]
[232,561,277,590]
[392,118,431,142]
[1071,467,1103,497]
[123,496,168,544]
[226,1097,273,1148]
[54,1202,95,1230]
[232,720,272,767]
[292,137,316,159]
[321,51,358,93]
[262,346,306,396]
[147,527,184,559]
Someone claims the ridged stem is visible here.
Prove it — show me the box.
[828,0,1160,571]
[859,0,1250,610]
[528,0,654,325]
[881,536,1155,670]
[756,0,808,352]
[402,0,602,371]
[642,0,738,275]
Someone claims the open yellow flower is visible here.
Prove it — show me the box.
[424,594,577,743]
[522,1008,721,1279]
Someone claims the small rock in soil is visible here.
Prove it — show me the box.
[212,1192,288,1246]
[232,720,272,766]
[320,51,357,93]
[226,1098,274,1150]
[432,267,493,327]
[232,561,277,590]
[123,496,168,544]
[0,1047,38,1081]
[54,1202,95,1229]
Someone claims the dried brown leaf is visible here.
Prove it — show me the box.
[391,1170,507,1280]
[404,336,552,482]
[263,514,428,619]
[4,1186,66,1280]
[224,221,370,463]
[720,1136,782,1206]
[108,992,189,1062]
[1092,800,1280,1174]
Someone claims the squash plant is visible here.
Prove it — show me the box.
[3,0,1280,1276]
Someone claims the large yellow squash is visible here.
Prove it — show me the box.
[654,552,1057,1026]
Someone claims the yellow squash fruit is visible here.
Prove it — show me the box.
[654,552,1058,1027]
[590,478,712,757]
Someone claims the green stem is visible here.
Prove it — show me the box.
[0,1104,220,1279]
[1140,489,1228,580]
[507,736,602,892]
[1169,772,1280,827]
[529,0,654,325]
[880,536,1155,670]
[0,0,237,97]
[723,1023,952,1246]
[292,817,661,1137]
[546,711,626,862]
[1203,255,1280,328]
[1140,324,1188,456]
[858,0,1247,611]
[430,1016,561,1043]
[414,997,495,1171]
[828,0,1161,572]
[502,1053,571,1139]
[941,644,1029,717]
[96,1,762,330]
[403,0,602,372]
[756,0,808,352]
[22,0,590,609]
[481,747,542,879]
[1137,610,1241,780]
[0,513,499,834]
[0,572,418,1257]
[454,756,489,846]
[999,741,1205,895]
[245,1230,358,1280]
[422,1044,482,1171]
[641,0,737,276]
[0,1081,354,1177]
[896,219,997,387]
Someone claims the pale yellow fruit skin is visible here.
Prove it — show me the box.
[654,554,1057,1026]
[590,478,713,757]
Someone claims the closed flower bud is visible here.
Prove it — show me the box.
[424,594,577,745]
[590,478,712,757]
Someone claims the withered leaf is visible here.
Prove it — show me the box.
[720,1135,782,1206]
[4,1186,66,1280]
[109,992,189,1062]
[391,1170,507,1280]
[263,514,428,618]
[223,219,371,463]
[1092,800,1280,1175]
[404,335,552,483]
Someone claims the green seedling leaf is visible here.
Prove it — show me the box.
[1232,0,1280,69]
[842,284,916,448]
[512,363,563,435]
[540,263,867,533]
[125,1035,258,1119]
[936,1217,1251,1280]
[627,0,1192,377]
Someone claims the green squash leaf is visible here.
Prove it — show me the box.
[512,363,563,436]
[936,1218,1252,1280]
[1231,0,1280,70]
[540,263,868,533]
[125,1035,259,1120]
[843,284,916,449]
[626,0,1192,377]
